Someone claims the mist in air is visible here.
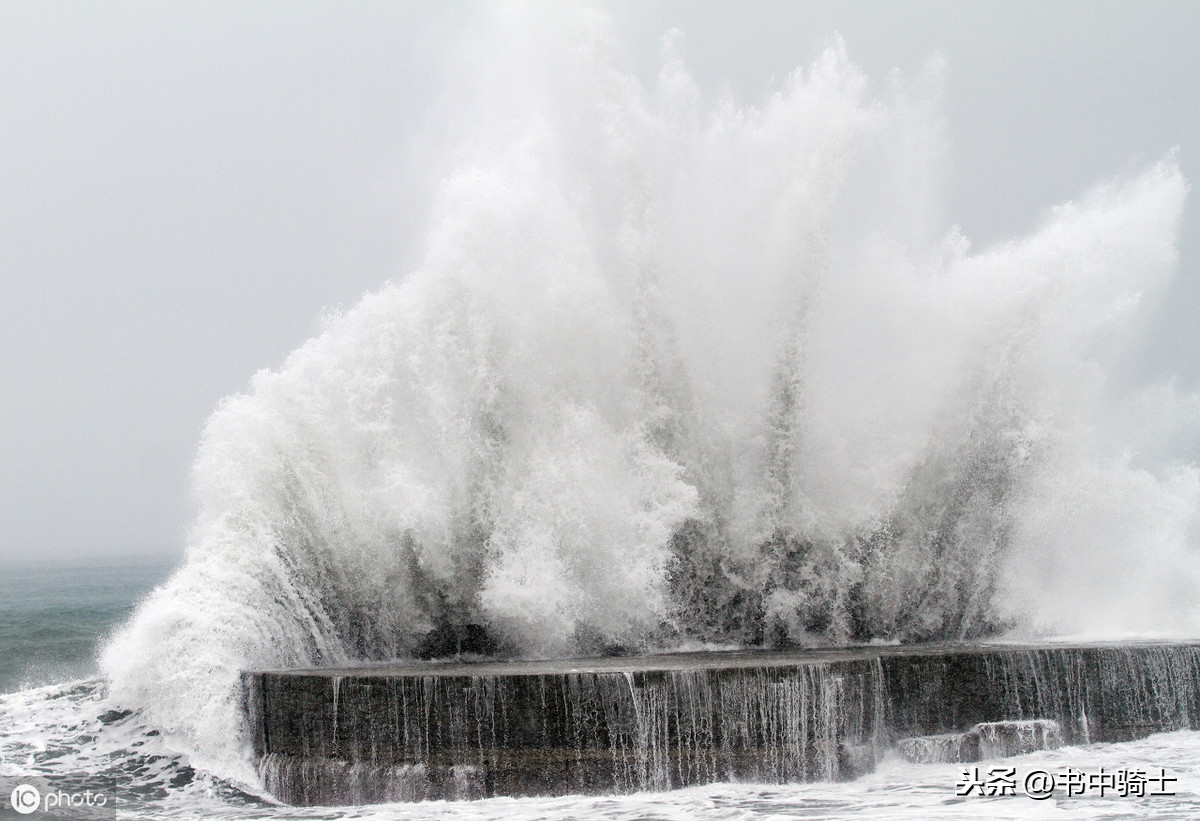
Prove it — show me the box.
[85,5,1200,781]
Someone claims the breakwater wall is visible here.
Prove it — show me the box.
[243,641,1200,805]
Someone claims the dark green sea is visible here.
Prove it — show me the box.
[0,556,177,694]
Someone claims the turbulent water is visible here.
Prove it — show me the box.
[5,674,1200,819]
[3,6,1198,818]
[106,9,1198,785]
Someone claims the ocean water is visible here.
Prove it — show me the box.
[6,6,1200,819]
[0,558,176,694]
[2,559,1199,819]
[4,604,1200,819]
[1,560,1198,819]
[94,22,1198,789]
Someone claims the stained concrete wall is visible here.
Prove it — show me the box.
[243,641,1200,805]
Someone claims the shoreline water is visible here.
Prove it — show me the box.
[0,555,177,694]
[5,675,1200,820]
[3,556,1199,819]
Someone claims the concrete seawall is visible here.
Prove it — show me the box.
[243,641,1200,805]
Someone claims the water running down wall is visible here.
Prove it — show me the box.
[246,642,1200,805]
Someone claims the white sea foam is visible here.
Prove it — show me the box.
[5,680,1200,820]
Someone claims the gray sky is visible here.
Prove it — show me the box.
[1,1,1197,561]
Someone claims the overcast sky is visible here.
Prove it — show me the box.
[1,1,1197,562]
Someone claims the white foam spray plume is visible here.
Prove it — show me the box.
[102,5,1197,783]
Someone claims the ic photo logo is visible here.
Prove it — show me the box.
[8,782,111,815]
[9,784,40,815]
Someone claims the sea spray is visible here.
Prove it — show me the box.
[102,8,1196,783]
